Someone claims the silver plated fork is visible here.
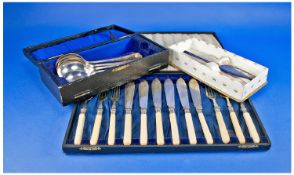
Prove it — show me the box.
[108,87,120,145]
[90,91,108,145]
[206,87,230,144]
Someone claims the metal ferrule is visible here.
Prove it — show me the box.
[155,107,161,113]
[184,108,191,113]
[214,106,221,112]
[125,108,132,115]
[241,105,248,112]
[169,107,175,113]
[228,106,234,112]
[97,108,103,115]
[111,102,116,110]
[97,102,103,110]
[80,108,87,114]
[140,108,147,114]
[111,108,116,113]
[196,108,203,114]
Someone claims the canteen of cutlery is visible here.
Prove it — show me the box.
[139,80,149,145]
[108,87,120,145]
[189,79,213,144]
[151,78,165,145]
[241,103,260,143]
[176,78,197,144]
[71,77,263,148]
[123,82,135,145]
[224,96,245,144]
[164,78,180,145]
[90,92,108,145]
[206,87,230,144]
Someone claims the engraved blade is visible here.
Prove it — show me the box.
[176,78,190,109]
[139,80,149,109]
[151,78,162,108]
[164,78,175,108]
[124,82,135,109]
[189,79,202,110]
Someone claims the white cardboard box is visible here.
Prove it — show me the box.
[169,37,268,102]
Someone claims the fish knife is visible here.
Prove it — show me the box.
[123,82,135,145]
[139,80,149,145]
[164,78,180,145]
[189,79,213,144]
[176,78,197,144]
[151,78,165,145]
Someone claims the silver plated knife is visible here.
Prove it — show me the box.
[139,80,149,145]
[189,79,213,144]
[164,79,180,145]
[176,78,197,144]
[151,78,165,145]
[123,82,135,145]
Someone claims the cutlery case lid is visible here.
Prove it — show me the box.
[23,24,135,66]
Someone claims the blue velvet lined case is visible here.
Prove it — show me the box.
[63,72,270,153]
[62,32,270,154]
[23,25,169,105]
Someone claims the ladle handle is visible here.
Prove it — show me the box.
[93,59,135,70]
[90,52,142,64]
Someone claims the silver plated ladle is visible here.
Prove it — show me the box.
[56,52,142,82]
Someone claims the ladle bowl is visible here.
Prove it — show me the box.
[56,52,142,82]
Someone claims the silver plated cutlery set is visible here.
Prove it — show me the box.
[73,78,261,146]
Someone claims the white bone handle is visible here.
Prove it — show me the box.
[229,110,246,144]
[169,110,180,145]
[107,109,116,145]
[74,112,86,145]
[215,110,230,144]
[243,112,260,143]
[198,112,213,144]
[90,109,103,145]
[155,110,165,145]
[184,111,197,144]
[140,111,148,145]
[123,112,132,145]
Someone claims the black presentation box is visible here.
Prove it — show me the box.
[23,25,169,105]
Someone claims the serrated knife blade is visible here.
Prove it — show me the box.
[176,78,190,109]
[139,80,149,109]
[189,79,202,110]
[164,78,175,108]
[151,78,162,108]
[124,82,135,109]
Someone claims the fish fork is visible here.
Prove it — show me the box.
[90,91,108,145]
[74,98,91,145]
[223,96,245,144]
[206,87,230,144]
[108,87,120,145]
[241,103,260,143]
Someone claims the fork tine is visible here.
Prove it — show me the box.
[99,91,107,99]
[205,87,211,97]
[115,86,119,97]
[110,86,120,100]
